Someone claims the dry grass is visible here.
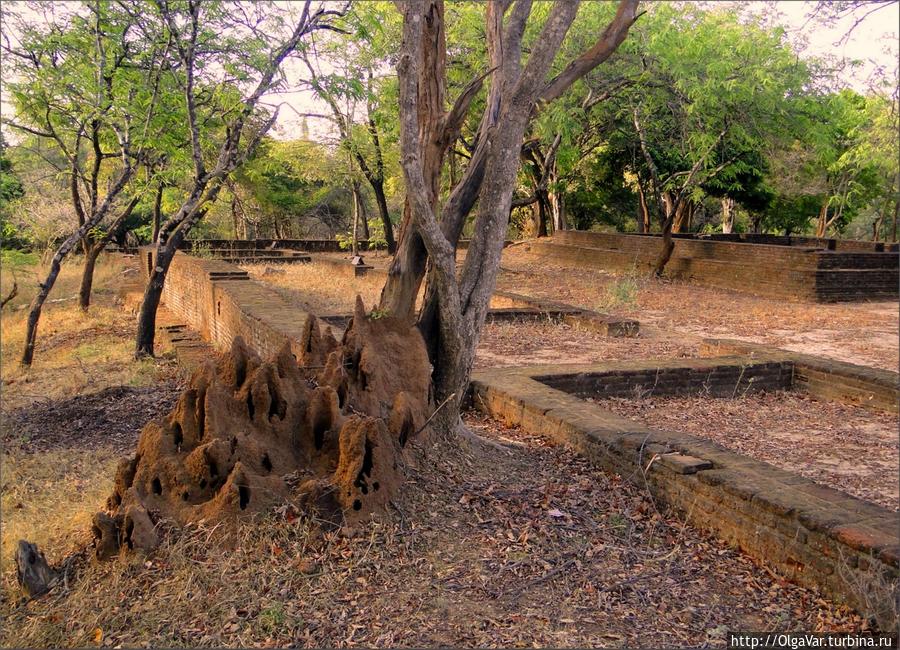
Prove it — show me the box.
[499,247,900,371]
[0,448,118,573]
[0,417,873,648]
[241,262,386,316]
[0,254,179,614]
[1,254,175,411]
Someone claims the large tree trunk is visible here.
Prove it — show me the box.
[378,0,448,323]
[721,197,735,234]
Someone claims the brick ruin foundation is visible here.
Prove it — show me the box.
[113,247,899,625]
[524,230,899,302]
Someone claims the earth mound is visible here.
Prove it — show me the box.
[92,297,432,559]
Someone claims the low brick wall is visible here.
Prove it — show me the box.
[490,290,639,337]
[700,339,899,413]
[535,357,792,398]
[470,357,899,621]
[523,231,898,302]
[181,238,514,253]
[140,247,319,362]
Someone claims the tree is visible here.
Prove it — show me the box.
[300,15,398,252]
[134,0,350,358]
[0,134,26,247]
[388,0,640,434]
[231,138,350,239]
[3,1,168,365]
[605,4,809,274]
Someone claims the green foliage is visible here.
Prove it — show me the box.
[0,159,25,248]
[0,249,39,269]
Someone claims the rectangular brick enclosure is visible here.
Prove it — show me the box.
[470,353,899,619]
[524,230,899,302]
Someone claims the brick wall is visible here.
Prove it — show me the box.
[471,359,899,622]
[700,338,899,413]
[140,247,319,363]
[525,231,898,302]
[536,358,793,399]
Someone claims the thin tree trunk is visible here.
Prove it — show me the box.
[22,244,72,366]
[351,182,363,257]
[360,197,370,242]
[151,184,163,243]
[78,248,100,311]
[672,200,690,234]
[370,179,392,251]
[536,190,549,237]
[636,182,650,233]
[816,199,829,238]
[79,195,141,311]
[548,157,566,233]
[892,195,899,242]
[721,197,735,234]
[653,194,677,276]
[135,248,170,358]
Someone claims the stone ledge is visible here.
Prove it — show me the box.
[470,360,899,617]
[491,290,639,337]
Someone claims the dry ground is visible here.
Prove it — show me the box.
[498,245,899,371]
[593,391,899,511]
[0,254,180,574]
[241,261,385,316]
[0,251,894,646]
[0,415,872,648]
[244,261,701,366]
[1,253,177,411]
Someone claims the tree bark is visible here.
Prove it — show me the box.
[636,181,650,233]
[78,248,100,311]
[151,183,163,243]
[816,199,829,238]
[23,244,76,366]
[351,181,363,257]
[721,196,735,234]
[652,192,677,276]
[378,0,448,323]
